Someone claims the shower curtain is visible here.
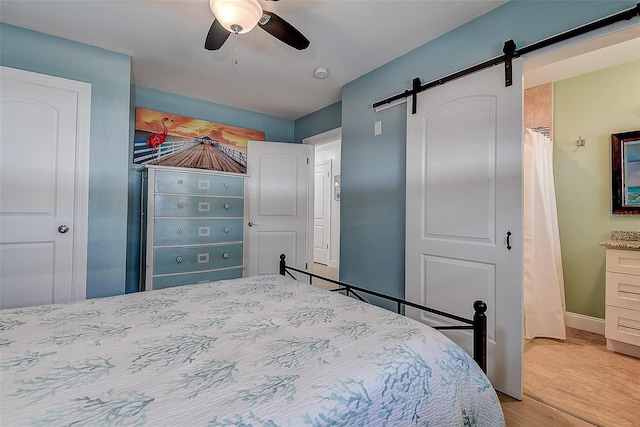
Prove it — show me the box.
[523,128,567,340]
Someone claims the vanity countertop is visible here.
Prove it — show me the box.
[600,231,640,250]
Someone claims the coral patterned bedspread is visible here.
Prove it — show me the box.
[0,274,504,426]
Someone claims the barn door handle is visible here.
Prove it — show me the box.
[506,231,512,251]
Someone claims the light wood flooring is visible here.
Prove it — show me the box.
[311,263,340,290]
[522,328,640,426]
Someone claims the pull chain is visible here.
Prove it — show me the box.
[233,31,238,67]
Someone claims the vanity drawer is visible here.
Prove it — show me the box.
[154,170,243,197]
[154,218,243,245]
[154,195,243,217]
[605,305,640,346]
[151,267,243,290]
[606,249,640,275]
[153,243,243,274]
[606,272,640,311]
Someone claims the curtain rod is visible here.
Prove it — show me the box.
[373,3,640,111]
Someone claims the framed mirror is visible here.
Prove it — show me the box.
[611,130,640,215]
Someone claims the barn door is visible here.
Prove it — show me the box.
[405,59,524,399]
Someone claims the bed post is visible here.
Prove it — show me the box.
[279,254,286,276]
[473,300,487,373]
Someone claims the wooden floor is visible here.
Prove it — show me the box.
[522,328,640,427]
[312,263,340,290]
[499,393,594,426]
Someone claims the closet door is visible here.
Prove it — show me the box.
[1,67,90,309]
[405,59,523,399]
[246,141,311,276]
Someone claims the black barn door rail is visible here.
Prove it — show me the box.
[373,3,640,114]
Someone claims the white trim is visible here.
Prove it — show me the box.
[303,127,341,146]
[304,129,342,270]
[565,311,605,335]
[523,22,640,88]
[1,66,91,302]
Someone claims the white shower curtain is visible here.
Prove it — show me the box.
[523,128,567,340]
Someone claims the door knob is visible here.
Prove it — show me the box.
[58,225,69,234]
[248,221,259,227]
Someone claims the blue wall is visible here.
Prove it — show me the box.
[2,0,635,299]
[294,101,342,142]
[335,1,636,299]
[0,23,131,298]
[126,86,295,293]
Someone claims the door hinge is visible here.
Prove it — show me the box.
[327,244,329,249]
[307,157,309,165]
[305,262,308,270]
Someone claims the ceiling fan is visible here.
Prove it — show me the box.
[205,0,310,51]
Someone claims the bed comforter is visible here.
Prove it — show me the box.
[1,274,504,426]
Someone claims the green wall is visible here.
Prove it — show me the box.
[554,60,640,318]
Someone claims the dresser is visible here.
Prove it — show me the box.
[604,248,640,358]
[141,166,245,290]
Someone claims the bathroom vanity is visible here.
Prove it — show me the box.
[600,231,640,358]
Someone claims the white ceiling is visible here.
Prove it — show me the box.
[0,0,506,120]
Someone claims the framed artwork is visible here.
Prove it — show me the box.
[134,108,264,174]
[611,130,640,215]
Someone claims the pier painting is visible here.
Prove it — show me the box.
[134,108,264,174]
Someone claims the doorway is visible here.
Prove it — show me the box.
[521,22,640,423]
[303,128,341,287]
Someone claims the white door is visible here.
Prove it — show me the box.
[247,141,311,275]
[0,67,90,309]
[314,160,331,265]
[405,59,523,399]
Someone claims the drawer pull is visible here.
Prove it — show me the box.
[224,227,230,233]
[223,252,229,259]
[224,203,231,210]
[176,228,184,235]
[224,182,230,188]
[177,202,184,208]
[176,256,183,263]
[177,179,184,185]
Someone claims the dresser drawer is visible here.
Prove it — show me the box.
[154,218,242,245]
[153,243,243,274]
[154,170,243,197]
[605,305,640,346]
[606,272,640,311]
[151,267,243,290]
[154,195,243,217]
[606,249,640,275]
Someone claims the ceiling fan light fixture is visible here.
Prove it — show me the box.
[209,0,263,34]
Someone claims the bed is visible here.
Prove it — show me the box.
[1,258,505,426]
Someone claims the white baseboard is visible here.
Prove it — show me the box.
[328,260,339,269]
[565,311,605,335]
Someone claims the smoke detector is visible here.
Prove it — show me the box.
[313,67,329,79]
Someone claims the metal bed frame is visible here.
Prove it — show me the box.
[279,254,488,373]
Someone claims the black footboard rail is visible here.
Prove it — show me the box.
[279,254,487,373]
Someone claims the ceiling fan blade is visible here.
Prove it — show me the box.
[204,19,230,50]
[259,11,310,50]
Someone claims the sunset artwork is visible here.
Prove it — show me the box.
[134,108,265,174]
